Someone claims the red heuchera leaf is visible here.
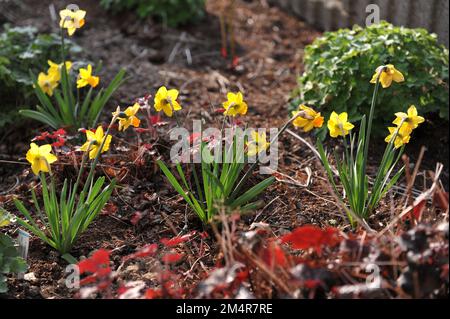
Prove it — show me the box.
[412,200,426,221]
[161,252,184,264]
[145,288,162,299]
[160,231,196,247]
[130,211,143,225]
[232,56,239,68]
[123,243,158,262]
[188,132,202,144]
[261,241,287,269]
[280,225,341,253]
[78,249,110,274]
[150,115,163,125]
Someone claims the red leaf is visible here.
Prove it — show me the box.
[280,225,341,253]
[160,232,195,247]
[145,288,162,299]
[161,252,184,264]
[412,200,426,220]
[130,211,143,225]
[78,249,110,274]
[123,243,158,261]
[150,115,162,125]
[261,241,287,269]
[188,132,202,144]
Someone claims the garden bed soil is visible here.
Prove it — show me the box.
[0,0,447,299]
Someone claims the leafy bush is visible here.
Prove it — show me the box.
[1,209,27,293]
[100,0,206,27]
[290,22,449,136]
[0,25,81,128]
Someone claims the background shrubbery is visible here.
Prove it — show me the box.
[0,25,81,128]
[290,22,449,137]
[100,0,206,27]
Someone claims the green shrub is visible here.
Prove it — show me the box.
[100,0,206,27]
[290,22,449,137]
[1,208,27,294]
[0,25,81,128]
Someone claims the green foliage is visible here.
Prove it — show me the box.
[317,77,407,226]
[291,22,449,136]
[13,132,116,255]
[0,232,27,293]
[0,25,81,128]
[158,132,275,224]
[100,0,206,27]
[20,66,126,130]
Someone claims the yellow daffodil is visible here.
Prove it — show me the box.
[246,130,270,156]
[385,124,412,149]
[59,8,86,36]
[223,92,248,117]
[26,143,57,175]
[47,60,72,82]
[292,105,324,132]
[113,103,141,131]
[37,72,59,96]
[327,111,354,138]
[0,211,11,227]
[370,64,404,88]
[154,86,182,117]
[80,126,112,159]
[77,64,100,89]
[393,105,424,131]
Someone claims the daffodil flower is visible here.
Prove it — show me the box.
[327,111,354,138]
[393,105,424,131]
[223,92,248,117]
[59,8,86,36]
[384,124,412,149]
[26,143,58,175]
[0,213,10,227]
[154,86,182,117]
[47,60,72,82]
[80,126,112,159]
[292,105,324,132]
[246,130,270,157]
[370,64,404,89]
[113,103,141,131]
[77,64,100,89]
[38,72,59,96]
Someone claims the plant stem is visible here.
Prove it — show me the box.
[363,69,382,175]
[230,112,301,200]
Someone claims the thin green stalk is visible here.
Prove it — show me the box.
[230,112,300,200]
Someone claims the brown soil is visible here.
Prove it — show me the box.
[0,0,447,299]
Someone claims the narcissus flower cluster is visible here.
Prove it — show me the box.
[385,105,424,148]
[38,60,72,96]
